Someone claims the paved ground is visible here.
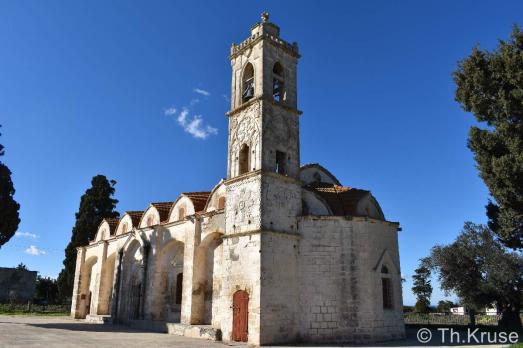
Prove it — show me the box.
[0,315,518,348]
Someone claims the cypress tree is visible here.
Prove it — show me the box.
[57,175,119,300]
[0,125,20,248]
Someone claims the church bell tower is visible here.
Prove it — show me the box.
[222,12,302,344]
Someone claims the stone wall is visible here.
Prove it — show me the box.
[297,216,405,343]
[0,267,37,302]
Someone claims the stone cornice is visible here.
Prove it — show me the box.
[224,169,301,187]
[226,96,302,118]
[230,32,300,60]
[222,228,302,240]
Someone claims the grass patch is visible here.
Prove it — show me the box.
[0,310,69,316]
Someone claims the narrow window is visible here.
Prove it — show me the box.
[302,199,309,215]
[218,196,226,210]
[121,222,128,234]
[275,150,287,175]
[178,208,185,221]
[242,63,254,103]
[146,216,154,227]
[175,273,183,305]
[239,144,250,175]
[273,62,284,102]
[382,277,393,309]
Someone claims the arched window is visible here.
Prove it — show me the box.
[242,63,254,103]
[218,196,226,210]
[175,272,183,305]
[146,216,154,227]
[381,264,393,309]
[122,222,128,234]
[178,207,185,221]
[272,62,285,102]
[239,144,250,175]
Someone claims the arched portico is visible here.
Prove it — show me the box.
[97,252,116,315]
[118,239,145,321]
[151,239,185,322]
[191,232,223,325]
[78,256,98,318]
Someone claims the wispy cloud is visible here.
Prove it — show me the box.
[185,116,218,139]
[164,107,177,116]
[165,106,217,139]
[194,88,210,97]
[222,94,230,103]
[15,232,37,239]
[190,98,200,106]
[25,245,46,256]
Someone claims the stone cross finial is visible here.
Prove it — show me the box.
[261,12,269,23]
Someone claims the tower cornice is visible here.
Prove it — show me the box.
[226,96,302,118]
[230,31,300,60]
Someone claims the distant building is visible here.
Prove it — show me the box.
[0,267,37,302]
[450,307,466,315]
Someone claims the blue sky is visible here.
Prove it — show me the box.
[0,1,521,306]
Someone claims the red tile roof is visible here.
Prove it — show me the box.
[126,211,144,227]
[105,218,120,236]
[183,192,211,213]
[306,182,370,217]
[151,202,176,223]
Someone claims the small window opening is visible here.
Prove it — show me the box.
[302,199,309,215]
[122,222,128,234]
[382,277,393,309]
[146,216,154,227]
[381,265,389,274]
[239,144,250,175]
[273,62,285,102]
[175,272,183,305]
[242,63,254,103]
[218,196,226,210]
[275,150,287,175]
[178,208,185,221]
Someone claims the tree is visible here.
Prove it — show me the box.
[16,263,27,271]
[0,125,20,248]
[35,276,59,304]
[57,175,119,300]
[428,222,522,328]
[454,26,523,249]
[412,258,433,313]
[436,300,456,313]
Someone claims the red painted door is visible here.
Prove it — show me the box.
[232,290,249,342]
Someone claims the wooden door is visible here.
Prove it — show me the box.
[232,290,249,342]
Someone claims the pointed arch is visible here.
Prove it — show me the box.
[242,62,255,103]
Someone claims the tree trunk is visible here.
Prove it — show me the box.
[498,306,522,329]
[468,308,476,327]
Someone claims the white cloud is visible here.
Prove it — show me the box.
[15,232,37,239]
[25,245,46,256]
[184,116,218,139]
[193,88,210,97]
[164,107,177,116]
[177,107,189,126]
[189,98,200,106]
[222,94,230,103]
[172,107,217,140]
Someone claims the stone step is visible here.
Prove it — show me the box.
[166,323,222,341]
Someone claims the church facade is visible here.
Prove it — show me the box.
[71,13,405,345]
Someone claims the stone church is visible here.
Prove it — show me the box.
[71,13,405,345]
